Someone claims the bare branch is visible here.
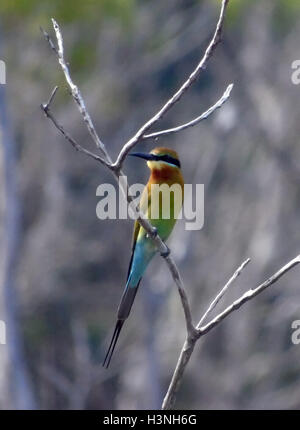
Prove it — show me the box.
[162,338,195,411]
[45,85,59,106]
[198,255,300,336]
[143,83,233,141]
[162,255,300,410]
[40,26,58,55]
[164,254,196,336]
[41,20,111,162]
[41,89,110,168]
[197,257,250,327]
[113,0,230,170]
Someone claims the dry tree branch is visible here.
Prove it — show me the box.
[41,87,111,167]
[143,83,233,141]
[198,255,300,336]
[113,0,230,171]
[162,254,300,410]
[39,0,300,411]
[197,257,251,327]
[40,23,111,162]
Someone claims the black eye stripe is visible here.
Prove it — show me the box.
[152,154,181,168]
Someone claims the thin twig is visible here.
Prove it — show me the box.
[113,0,230,170]
[41,90,110,168]
[197,257,250,327]
[40,26,58,55]
[41,20,111,162]
[45,85,59,106]
[143,83,233,141]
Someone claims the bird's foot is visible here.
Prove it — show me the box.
[148,227,158,238]
[160,245,170,258]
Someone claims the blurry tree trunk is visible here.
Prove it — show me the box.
[0,80,36,409]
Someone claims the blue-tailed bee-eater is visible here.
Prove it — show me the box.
[103,147,184,367]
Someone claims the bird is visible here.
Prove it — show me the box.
[103,147,184,368]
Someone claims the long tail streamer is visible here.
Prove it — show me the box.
[102,320,124,368]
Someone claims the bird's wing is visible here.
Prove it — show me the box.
[127,182,151,279]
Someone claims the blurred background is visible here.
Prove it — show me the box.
[0,0,300,410]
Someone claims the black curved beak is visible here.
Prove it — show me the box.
[129,152,155,161]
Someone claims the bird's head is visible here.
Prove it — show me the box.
[129,147,181,170]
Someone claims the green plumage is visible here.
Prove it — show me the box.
[103,147,184,368]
